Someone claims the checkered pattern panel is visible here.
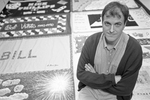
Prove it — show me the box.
[0,14,68,37]
[1,28,64,37]
[2,15,66,23]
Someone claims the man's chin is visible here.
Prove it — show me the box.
[105,37,116,44]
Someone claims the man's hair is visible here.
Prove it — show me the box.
[102,1,129,23]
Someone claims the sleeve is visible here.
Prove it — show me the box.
[76,35,116,89]
[103,43,143,96]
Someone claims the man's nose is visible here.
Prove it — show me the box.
[110,25,114,33]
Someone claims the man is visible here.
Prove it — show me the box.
[76,1,143,100]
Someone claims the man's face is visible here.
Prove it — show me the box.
[102,10,126,45]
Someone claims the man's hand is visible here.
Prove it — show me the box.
[85,63,96,73]
[115,75,121,84]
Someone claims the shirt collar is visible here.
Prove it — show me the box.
[102,32,124,50]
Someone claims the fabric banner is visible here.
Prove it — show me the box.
[0,0,70,19]
[0,35,71,74]
[129,8,150,29]
[0,14,71,38]
[72,0,139,12]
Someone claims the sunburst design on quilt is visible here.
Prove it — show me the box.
[33,69,75,100]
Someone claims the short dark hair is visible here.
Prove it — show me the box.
[102,2,129,23]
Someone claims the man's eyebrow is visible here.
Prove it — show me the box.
[104,21,110,23]
[115,22,122,24]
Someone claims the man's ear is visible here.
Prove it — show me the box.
[124,16,129,26]
[124,20,127,26]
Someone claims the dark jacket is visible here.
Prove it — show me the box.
[77,32,143,100]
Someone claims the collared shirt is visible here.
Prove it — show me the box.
[102,33,126,74]
[94,32,129,74]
